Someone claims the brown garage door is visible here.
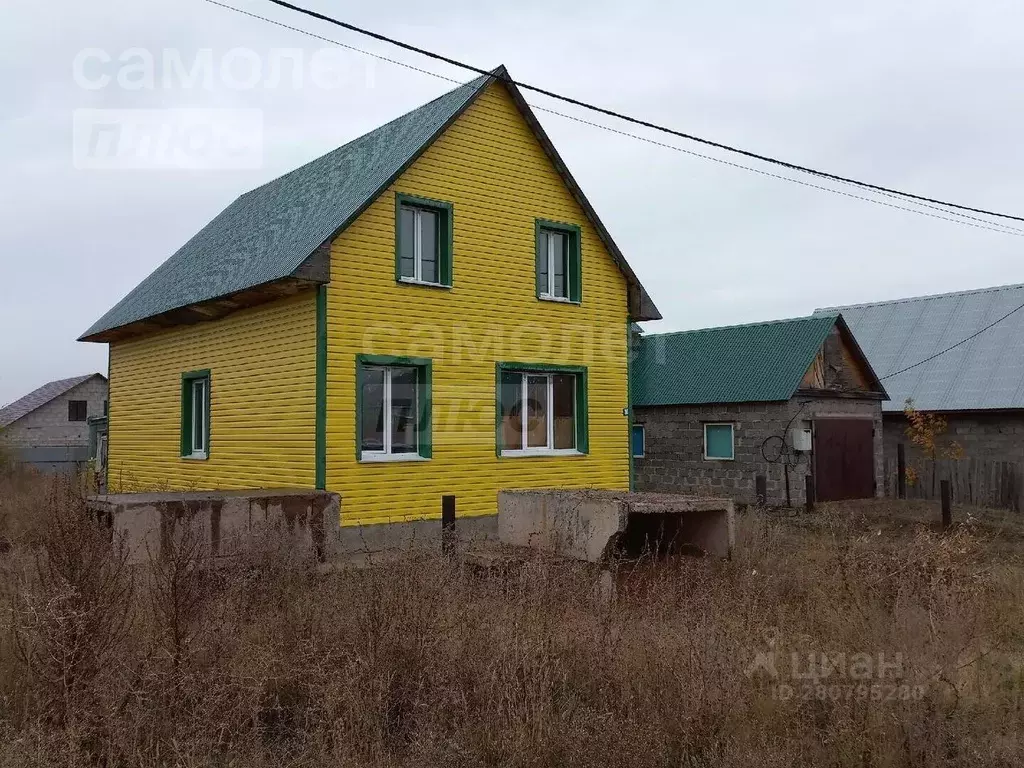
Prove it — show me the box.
[814,419,875,502]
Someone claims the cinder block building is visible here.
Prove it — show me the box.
[630,314,887,507]
[0,374,108,472]
[820,282,1024,509]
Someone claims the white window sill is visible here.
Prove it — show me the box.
[500,449,584,458]
[538,294,579,304]
[703,456,735,461]
[360,453,429,463]
[398,277,450,289]
[183,452,207,461]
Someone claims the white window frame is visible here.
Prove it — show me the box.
[189,378,207,460]
[632,423,646,458]
[538,229,571,301]
[703,422,735,461]
[399,205,441,286]
[501,372,579,457]
[360,365,425,462]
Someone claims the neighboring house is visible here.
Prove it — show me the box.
[79,66,660,529]
[630,314,887,507]
[819,283,1024,507]
[0,374,109,472]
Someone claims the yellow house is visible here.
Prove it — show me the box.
[80,66,660,528]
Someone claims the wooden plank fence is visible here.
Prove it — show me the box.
[883,456,1023,512]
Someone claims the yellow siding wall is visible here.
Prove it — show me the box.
[107,293,316,491]
[326,81,630,524]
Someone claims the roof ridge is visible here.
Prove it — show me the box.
[818,281,1024,312]
[643,312,837,339]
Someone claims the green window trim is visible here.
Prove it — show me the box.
[534,218,582,304]
[494,362,589,457]
[703,422,735,461]
[355,354,433,462]
[395,193,454,289]
[180,369,211,460]
[315,285,327,490]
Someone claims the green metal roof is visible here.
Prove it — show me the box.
[81,72,492,341]
[81,66,660,342]
[632,314,841,406]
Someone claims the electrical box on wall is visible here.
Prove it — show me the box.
[790,427,813,452]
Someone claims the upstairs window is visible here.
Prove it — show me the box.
[396,194,453,288]
[180,370,211,460]
[357,355,432,461]
[68,400,88,422]
[535,220,581,302]
[497,364,588,456]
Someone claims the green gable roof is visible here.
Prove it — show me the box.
[81,66,660,342]
[632,314,842,406]
[80,73,493,341]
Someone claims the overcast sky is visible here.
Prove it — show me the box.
[2,0,1022,405]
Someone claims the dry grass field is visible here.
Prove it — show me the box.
[0,468,1023,767]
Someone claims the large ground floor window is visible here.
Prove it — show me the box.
[497,364,588,456]
[356,355,432,461]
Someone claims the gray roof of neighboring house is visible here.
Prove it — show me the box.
[817,282,1024,412]
[81,66,659,342]
[0,374,106,428]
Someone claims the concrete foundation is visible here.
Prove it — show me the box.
[334,514,497,554]
[87,489,340,564]
[497,490,735,562]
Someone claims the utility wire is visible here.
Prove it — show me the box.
[878,299,1024,381]
[200,0,1024,237]
[201,0,1024,382]
[259,0,1024,225]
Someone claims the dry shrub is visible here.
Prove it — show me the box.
[0,485,1022,767]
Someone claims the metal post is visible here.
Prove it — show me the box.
[940,480,952,531]
[897,443,907,499]
[805,475,815,513]
[441,494,456,555]
[755,475,767,507]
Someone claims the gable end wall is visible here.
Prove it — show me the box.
[3,377,108,449]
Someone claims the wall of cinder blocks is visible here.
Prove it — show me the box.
[883,412,1024,466]
[3,377,108,448]
[633,396,883,507]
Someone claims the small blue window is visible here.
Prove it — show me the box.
[631,424,645,458]
[704,423,734,460]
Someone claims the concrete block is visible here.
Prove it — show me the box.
[498,490,735,563]
[87,489,340,564]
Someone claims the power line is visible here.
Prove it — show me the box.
[260,0,1024,225]
[533,103,1024,237]
[879,299,1024,380]
[197,0,1024,381]
[200,0,1024,237]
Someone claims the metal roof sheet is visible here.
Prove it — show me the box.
[81,67,660,341]
[632,314,839,406]
[817,283,1024,412]
[80,73,493,340]
[0,374,106,428]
